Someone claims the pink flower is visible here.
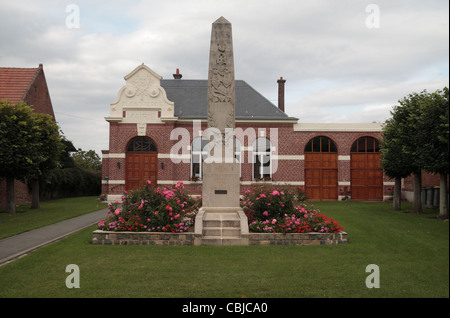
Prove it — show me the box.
[147,180,152,185]
[272,190,280,196]
[263,211,269,217]
[260,194,266,198]
[245,189,251,195]
[114,208,120,216]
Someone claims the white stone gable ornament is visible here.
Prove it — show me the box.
[105,64,176,127]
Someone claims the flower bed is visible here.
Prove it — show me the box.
[241,185,345,234]
[97,181,201,233]
[94,182,346,246]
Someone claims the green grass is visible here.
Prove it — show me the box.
[0,196,106,239]
[0,201,448,298]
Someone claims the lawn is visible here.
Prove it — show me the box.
[0,200,448,298]
[0,196,106,239]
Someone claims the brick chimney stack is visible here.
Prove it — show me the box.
[173,68,182,79]
[277,77,286,112]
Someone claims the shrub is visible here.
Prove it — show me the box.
[241,185,344,234]
[98,181,201,233]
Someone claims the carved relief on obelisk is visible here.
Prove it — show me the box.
[207,16,236,134]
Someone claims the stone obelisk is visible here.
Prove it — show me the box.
[194,17,248,245]
[202,16,240,208]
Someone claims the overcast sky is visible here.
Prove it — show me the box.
[1,0,448,156]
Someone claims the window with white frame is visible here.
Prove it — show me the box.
[235,138,242,177]
[191,137,242,179]
[191,137,209,179]
[252,137,271,180]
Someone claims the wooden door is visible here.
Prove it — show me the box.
[305,153,338,200]
[125,153,158,191]
[351,153,383,201]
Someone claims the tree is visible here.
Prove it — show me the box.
[381,114,415,210]
[28,113,64,209]
[71,149,102,173]
[417,87,449,218]
[0,100,62,213]
[381,88,449,217]
[387,92,425,213]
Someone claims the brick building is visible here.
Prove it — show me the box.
[102,64,393,202]
[0,64,55,207]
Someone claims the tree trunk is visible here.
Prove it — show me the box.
[5,177,16,213]
[31,179,40,209]
[393,177,402,210]
[439,174,448,219]
[412,171,422,214]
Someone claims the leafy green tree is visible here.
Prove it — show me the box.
[416,88,449,218]
[27,113,64,209]
[0,100,63,212]
[71,149,101,173]
[381,114,415,210]
[1,101,39,212]
[382,88,449,217]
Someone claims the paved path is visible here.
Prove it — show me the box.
[0,208,109,266]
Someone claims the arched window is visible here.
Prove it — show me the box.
[351,137,380,153]
[305,136,337,153]
[253,137,271,180]
[127,136,157,152]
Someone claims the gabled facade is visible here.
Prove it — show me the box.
[102,64,392,203]
[0,64,56,207]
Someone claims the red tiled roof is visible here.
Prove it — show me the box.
[0,66,40,103]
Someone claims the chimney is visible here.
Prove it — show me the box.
[277,77,286,112]
[173,68,182,79]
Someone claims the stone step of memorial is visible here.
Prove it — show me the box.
[194,208,249,246]
[201,236,245,246]
[196,211,248,246]
[203,227,241,237]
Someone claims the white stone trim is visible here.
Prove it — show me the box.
[107,195,123,203]
[294,123,382,132]
[102,180,125,184]
[338,155,351,160]
[338,181,351,186]
[102,153,126,159]
[273,155,304,160]
[383,181,395,186]
[157,180,201,185]
[158,180,306,186]
[157,153,191,160]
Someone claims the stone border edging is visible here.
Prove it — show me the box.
[92,230,347,246]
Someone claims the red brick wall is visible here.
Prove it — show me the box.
[24,66,55,120]
[102,120,395,201]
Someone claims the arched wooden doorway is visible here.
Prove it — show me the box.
[125,136,158,191]
[350,136,383,201]
[304,136,338,201]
